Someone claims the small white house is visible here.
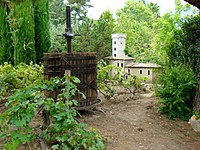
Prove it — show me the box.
[106,33,160,84]
[125,63,160,83]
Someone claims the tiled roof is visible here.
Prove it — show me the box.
[105,55,135,60]
[125,63,160,68]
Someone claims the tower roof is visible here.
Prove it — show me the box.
[112,34,126,39]
[126,63,160,68]
[105,55,135,60]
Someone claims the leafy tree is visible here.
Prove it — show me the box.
[147,2,160,18]
[151,1,198,65]
[167,15,200,74]
[166,15,200,113]
[49,0,66,52]
[97,61,122,99]
[66,0,92,30]
[114,0,156,62]
[93,10,114,60]
[49,0,92,28]
[49,0,66,26]
[151,13,177,64]
[73,10,114,60]
[49,24,67,52]
[49,0,93,52]
[72,18,95,53]
[153,2,200,117]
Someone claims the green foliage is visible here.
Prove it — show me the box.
[97,61,122,99]
[49,0,93,53]
[73,10,114,60]
[0,2,13,64]
[0,77,105,150]
[49,0,66,26]
[152,4,199,116]
[151,13,176,64]
[73,18,96,53]
[49,24,67,52]
[48,0,66,52]
[97,60,144,99]
[0,62,43,97]
[115,0,157,62]
[152,3,198,65]
[8,0,36,65]
[49,0,114,59]
[122,74,144,95]
[1,0,51,65]
[33,0,51,63]
[155,65,197,120]
[147,2,160,18]
[49,0,92,28]
[93,10,114,60]
[67,0,92,30]
[167,15,200,74]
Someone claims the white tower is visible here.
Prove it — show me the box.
[112,34,126,58]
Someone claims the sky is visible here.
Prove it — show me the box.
[87,0,187,19]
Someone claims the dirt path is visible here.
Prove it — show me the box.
[79,93,200,150]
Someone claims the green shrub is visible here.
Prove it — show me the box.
[97,60,144,99]
[0,76,105,150]
[0,62,43,97]
[155,64,197,120]
[97,60,123,99]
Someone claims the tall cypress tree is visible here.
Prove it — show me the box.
[0,2,13,64]
[8,0,36,65]
[33,0,51,63]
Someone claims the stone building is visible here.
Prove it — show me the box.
[106,33,160,84]
[125,63,160,83]
[106,34,135,72]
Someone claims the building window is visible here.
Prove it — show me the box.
[117,63,119,67]
[139,70,143,74]
[128,69,130,74]
[114,54,116,57]
[148,70,151,75]
[120,42,123,44]
[125,75,128,80]
[114,47,116,51]
[114,41,116,44]
[121,63,123,67]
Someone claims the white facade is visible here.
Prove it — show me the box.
[124,63,160,83]
[112,34,126,58]
[106,33,160,84]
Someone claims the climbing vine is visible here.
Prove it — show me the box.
[0,76,105,149]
